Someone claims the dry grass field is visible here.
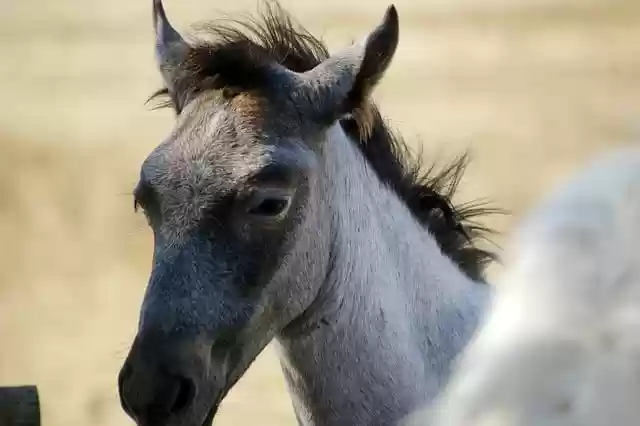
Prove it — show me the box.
[0,0,638,425]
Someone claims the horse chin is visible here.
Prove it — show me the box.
[199,387,227,426]
[201,404,218,426]
[200,380,232,425]
[202,344,267,424]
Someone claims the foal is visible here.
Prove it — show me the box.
[118,1,496,425]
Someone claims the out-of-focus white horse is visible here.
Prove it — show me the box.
[408,146,640,426]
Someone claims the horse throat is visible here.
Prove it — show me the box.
[275,123,489,426]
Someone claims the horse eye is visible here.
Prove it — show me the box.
[247,196,291,217]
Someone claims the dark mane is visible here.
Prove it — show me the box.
[150,2,500,281]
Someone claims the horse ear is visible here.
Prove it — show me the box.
[298,5,399,123]
[152,0,189,98]
[342,5,399,111]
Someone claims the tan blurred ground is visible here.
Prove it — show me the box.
[0,0,638,425]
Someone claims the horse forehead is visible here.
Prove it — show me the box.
[145,99,279,187]
[172,94,266,160]
[144,143,273,195]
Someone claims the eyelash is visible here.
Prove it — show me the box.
[133,181,157,213]
[133,201,152,226]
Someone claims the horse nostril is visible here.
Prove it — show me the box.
[169,376,196,415]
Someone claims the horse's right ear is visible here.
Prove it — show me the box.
[152,0,190,104]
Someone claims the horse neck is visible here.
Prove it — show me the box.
[275,123,489,426]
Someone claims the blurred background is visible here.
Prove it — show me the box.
[0,0,638,424]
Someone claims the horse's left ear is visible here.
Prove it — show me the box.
[295,5,399,123]
[342,5,399,112]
